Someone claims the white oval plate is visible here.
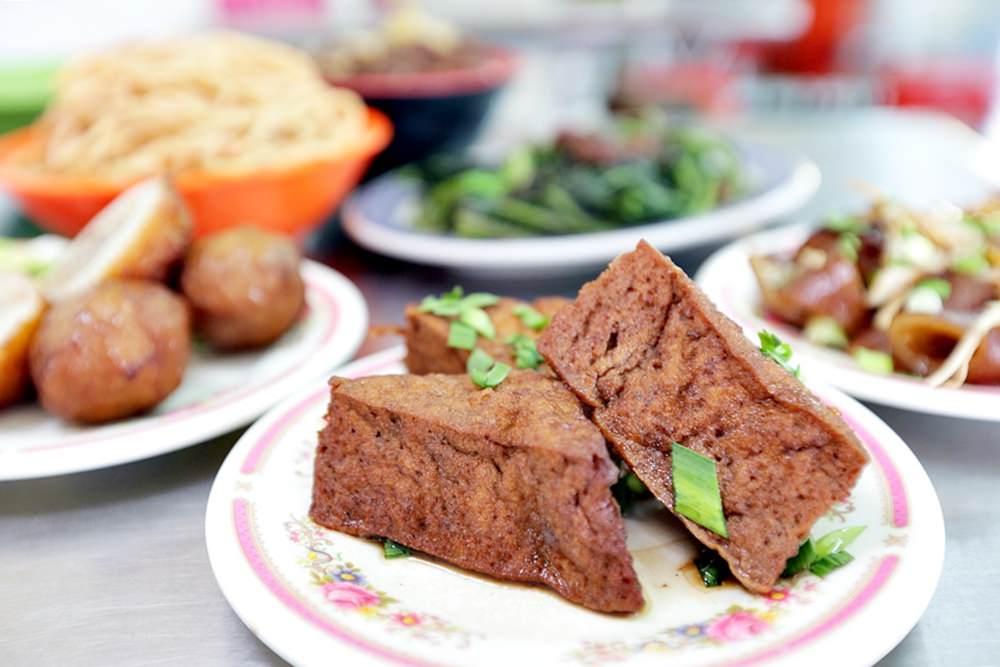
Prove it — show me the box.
[206,345,943,667]
[0,261,368,480]
[341,140,820,277]
[695,224,1000,422]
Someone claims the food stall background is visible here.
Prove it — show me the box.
[3,0,999,134]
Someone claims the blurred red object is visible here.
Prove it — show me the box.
[880,59,996,127]
[615,61,741,114]
[755,0,867,75]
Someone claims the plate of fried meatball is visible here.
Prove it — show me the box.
[0,178,368,480]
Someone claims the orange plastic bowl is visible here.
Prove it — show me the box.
[0,108,392,239]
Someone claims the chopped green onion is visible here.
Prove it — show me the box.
[507,333,544,369]
[803,316,849,349]
[695,549,730,587]
[916,278,951,299]
[418,286,465,316]
[824,214,864,234]
[965,213,1000,237]
[624,472,647,494]
[904,286,944,315]
[383,539,410,559]
[467,349,510,389]
[672,443,728,538]
[447,321,477,350]
[784,525,864,578]
[758,330,800,377]
[459,307,496,340]
[513,304,549,331]
[461,292,501,309]
[953,251,989,275]
[853,347,893,375]
[809,551,854,577]
[782,539,817,577]
[814,526,865,557]
[837,231,861,261]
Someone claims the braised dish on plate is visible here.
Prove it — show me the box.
[750,196,1000,387]
[311,241,869,612]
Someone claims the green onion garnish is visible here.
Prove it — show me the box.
[513,304,549,331]
[824,214,864,234]
[803,316,849,349]
[672,442,728,538]
[460,292,501,309]
[852,347,893,375]
[915,278,951,299]
[695,549,730,587]
[467,349,511,389]
[624,472,647,495]
[459,306,496,340]
[447,321,477,350]
[837,231,861,262]
[758,330,800,377]
[814,525,865,557]
[809,551,854,576]
[383,538,411,559]
[507,333,544,369]
[782,539,817,577]
[782,525,864,578]
[953,251,989,275]
[418,286,465,316]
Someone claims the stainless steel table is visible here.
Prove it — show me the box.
[2,109,999,666]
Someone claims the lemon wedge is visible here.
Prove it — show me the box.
[41,176,191,302]
[0,272,45,407]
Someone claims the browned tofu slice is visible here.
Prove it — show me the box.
[311,371,643,613]
[404,297,568,374]
[537,240,869,593]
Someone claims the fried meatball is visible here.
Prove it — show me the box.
[181,227,305,350]
[29,280,190,424]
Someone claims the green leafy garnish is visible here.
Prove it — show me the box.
[459,306,496,340]
[695,549,731,587]
[782,539,817,577]
[837,231,861,261]
[447,321,477,350]
[513,304,549,331]
[611,464,650,514]
[383,539,410,559]
[915,278,951,299]
[824,214,864,234]
[461,292,501,309]
[672,442,728,538]
[782,525,864,578]
[758,330,800,377]
[853,347,893,375]
[965,213,1000,237]
[507,333,544,369]
[814,525,866,557]
[953,251,989,275]
[418,286,465,316]
[467,349,511,389]
[803,316,849,349]
[809,551,855,576]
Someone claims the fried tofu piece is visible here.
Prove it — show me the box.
[538,241,868,593]
[311,371,642,613]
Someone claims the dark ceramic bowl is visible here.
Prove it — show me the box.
[326,47,517,177]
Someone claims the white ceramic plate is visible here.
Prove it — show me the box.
[206,345,943,667]
[695,224,1000,422]
[341,141,820,276]
[0,261,368,480]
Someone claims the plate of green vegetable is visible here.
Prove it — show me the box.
[342,117,819,275]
